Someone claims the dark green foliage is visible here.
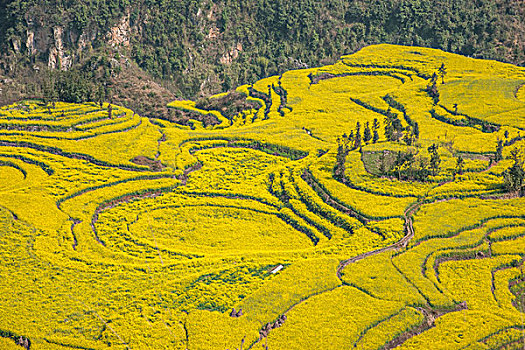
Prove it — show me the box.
[455,155,465,175]
[438,63,447,84]
[383,108,403,142]
[503,160,525,195]
[372,118,380,143]
[425,81,439,105]
[503,148,525,195]
[372,129,379,144]
[363,121,372,143]
[403,126,413,146]
[495,139,504,162]
[430,106,500,133]
[1,0,524,99]
[334,136,350,181]
[393,151,415,179]
[54,70,92,103]
[195,91,262,120]
[353,121,362,149]
[372,118,380,131]
[431,72,438,84]
[383,150,431,181]
[384,115,394,141]
[428,144,441,175]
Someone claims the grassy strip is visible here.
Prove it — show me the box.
[57,173,177,207]
[0,158,27,178]
[350,97,396,119]
[272,77,291,116]
[308,70,408,85]
[0,153,54,175]
[181,137,308,160]
[383,94,416,129]
[293,171,356,234]
[412,215,525,246]
[306,168,404,221]
[439,104,500,133]
[0,140,150,172]
[340,61,431,79]
[0,115,140,141]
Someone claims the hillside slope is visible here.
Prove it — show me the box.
[0,0,524,105]
[0,44,524,349]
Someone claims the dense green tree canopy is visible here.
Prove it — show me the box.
[0,0,523,98]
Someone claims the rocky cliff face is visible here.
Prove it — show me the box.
[17,14,132,71]
[106,13,131,49]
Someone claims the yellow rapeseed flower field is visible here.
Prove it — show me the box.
[1,44,525,349]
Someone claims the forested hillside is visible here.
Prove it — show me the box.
[0,0,524,116]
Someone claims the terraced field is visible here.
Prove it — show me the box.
[1,44,524,349]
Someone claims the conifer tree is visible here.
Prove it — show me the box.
[413,122,420,140]
[97,85,105,108]
[403,126,413,145]
[373,129,379,144]
[334,136,350,181]
[372,118,380,143]
[503,148,524,195]
[363,121,372,143]
[354,122,362,149]
[495,139,504,162]
[373,118,380,131]
[378,152,386,175]
[428,144,441,175]
[438,63,447,84]
[455,155,465,175]
[431,72,438,84]
[384,112,394,141]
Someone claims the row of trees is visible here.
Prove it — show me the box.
[335,116,524,191]
[341,118,381,149]
[495,138,524,195]
[378,144,442,181]
[334,114,421,181]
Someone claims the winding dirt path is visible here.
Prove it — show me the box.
[246,285,343,350]
[246,195,425,348]
[248,167,476,347]
[382,304,468,350]
[336,199,421,279]
[155,129,166,161]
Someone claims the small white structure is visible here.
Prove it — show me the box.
[270,264,284,274]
